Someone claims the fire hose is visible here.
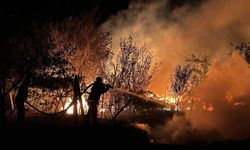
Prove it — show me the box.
[24,84,93,116]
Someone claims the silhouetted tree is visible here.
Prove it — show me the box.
[102,36,159,118]
[0,24,57,126]
[49,16,112,118]
[2,23,78,124]
[234,43,250,64]
[171,53,211,112]
[8,16,112,122]
[171,64,192,111]
[0,16,112,125]
[184,53,211,120]
[10,24,72,124]
[185,54,211,89]
[50,16,112,81]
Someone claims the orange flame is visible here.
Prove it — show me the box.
[62,96,89,115]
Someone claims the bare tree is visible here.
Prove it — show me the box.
[102,36,159,118]
[171,64,192,112]
[185,54,211,90]
[0,24,59,125]
[171,53,211,113]
[3,17,110,123]
[49,16,112,81]
[184,54,211,120]
[234,42,250,64]
[23,16,112,119]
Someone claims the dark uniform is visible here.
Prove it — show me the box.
[15,76,30,125]
[86,77,112,124]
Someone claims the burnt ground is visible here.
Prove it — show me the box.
[1,112,250,149]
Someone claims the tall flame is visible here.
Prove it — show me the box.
[63,96,89,115]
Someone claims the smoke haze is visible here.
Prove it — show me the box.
[105,0,250,95]
[106,0,250,143]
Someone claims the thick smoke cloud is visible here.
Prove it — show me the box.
[104,0,250,95]
[191,53,250,140]
[106,0,250,143]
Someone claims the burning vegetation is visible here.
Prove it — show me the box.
[1,0,250,146]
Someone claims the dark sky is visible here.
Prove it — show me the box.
[0,0,204,39]
[0,0,130,39]
[1,0,131,22]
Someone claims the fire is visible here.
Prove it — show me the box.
[159,96,178,104]
[159,96,180,111]
[206,103,214,112]
[225,95,233,103]
[186,106,191,111]
[234,102,245,107]
[225,95,246,107]
[63,96,89,115]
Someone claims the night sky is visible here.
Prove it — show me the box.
[0,0,205,38]
[1,0,204,19]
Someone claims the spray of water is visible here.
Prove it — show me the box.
[111,88,168,107]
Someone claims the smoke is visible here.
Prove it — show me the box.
[104,0,250,95]
[135,54,250,143]
[191,53,250,140]
[105,0,250,143]
[136,114,222,144]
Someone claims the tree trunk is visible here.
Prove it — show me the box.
[73,75,81,123]
[9,92,14,110]
[79,98,84,115]
[188,94,195,124]
[73,98,78,123]
[176,97,180,113]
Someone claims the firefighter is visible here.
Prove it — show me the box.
[15,75,31,126]
[86,77,112,124]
